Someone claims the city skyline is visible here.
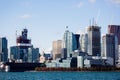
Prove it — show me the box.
[0,0,120,52]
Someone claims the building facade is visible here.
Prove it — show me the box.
[28,48,39,63]
[10,46,19,61]
[0,37,8,62]
[75,34,80,49]
[79,33,88,53]
[61,48,67,59]
[102,34,118,65]
[87,26,101,56]
[10,29,39,63]
[63,30,77,58]
[117,45,120,67]
[52,40,62,60]
[108,25,120,45]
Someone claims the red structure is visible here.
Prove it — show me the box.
[17,36,31,44]
[16,29,32,47]
[108,25,120,45]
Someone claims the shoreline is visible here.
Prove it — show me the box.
[34,67,120,72]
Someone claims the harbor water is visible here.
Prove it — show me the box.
[0,71,120,80]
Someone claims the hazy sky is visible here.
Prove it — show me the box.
[0,0,120,52]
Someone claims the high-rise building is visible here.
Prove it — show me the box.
[10,46,19,60]
[16,29,33,62]
[52,40,62,60]
[0,37,8,62]
[63,30,77,57]
[28,48,39,63]
[108,25,120,45]
[75,34,80,49]
[87,25,101,56]
[102,34,118,65]
[79,33,88,53]
[10,28,39,63]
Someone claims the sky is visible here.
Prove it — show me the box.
[0,0,120,53]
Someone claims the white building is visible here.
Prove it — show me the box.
[116,45,120,67]
[77,56,83,68]
[79,33,88,53]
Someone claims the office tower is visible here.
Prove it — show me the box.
[87,25,101,56]
[79,33,88,53]
[16,29,32,62]
[0,37,8,62]
[102,34,118,65]
[108,25,120,45]
[10,28,39,63]
[52,40,62,60]
[28,48,39,63]
[63,30,77,57]
[10,46,19,60]
[75,34,80,49]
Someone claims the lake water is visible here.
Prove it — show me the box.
[0,72,120,80]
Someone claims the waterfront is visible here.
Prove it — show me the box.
[0,72,120,80]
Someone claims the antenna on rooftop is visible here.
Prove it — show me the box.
[92,17,97,26]
[89,19,92,26]
[92,17,94,26]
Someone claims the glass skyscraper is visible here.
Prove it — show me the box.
[87,25,101,56]
[75,34,80,49]
[79,33,88,53]
[28,48,39,63]
[10,28,39,63]
[108,25,120,45]
[102,34,118,65]
[63,30,77,58]
[10,46,19,60]
[0,37,8,62]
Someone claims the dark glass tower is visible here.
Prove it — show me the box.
[0,37,8,62]
[102,34,118,66]
[75,34,80,49]
[87,25,101,56]
[108,25,120,45]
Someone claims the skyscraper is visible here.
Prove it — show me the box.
[16,29,32,62]
[10,46,19,60]
[28,48,39,62]
[10,28,39,63]
[102,34,118,65]
[87,25,101,56]
[52,40,62,60]
[0,37,8,62]
[79,33,88,53]
[75,34,80,49]
[63,30,77,57]
[108,25,120,45]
